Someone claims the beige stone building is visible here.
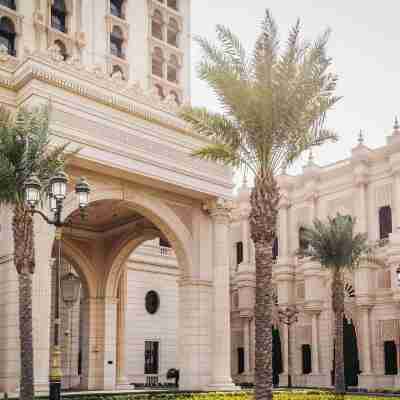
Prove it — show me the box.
[1,0,400,396]
[231,127,400,390]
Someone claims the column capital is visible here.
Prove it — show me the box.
[203,198,233,222]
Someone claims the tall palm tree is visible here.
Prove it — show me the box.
[300,214,368,394]
[180,9,340,400]
[0,106,68,400]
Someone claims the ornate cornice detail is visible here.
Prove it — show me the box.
[203,198,233,222]
[0,49,196,138]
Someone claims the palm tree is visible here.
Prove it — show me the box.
[180,9,340,400]
[0,106,68,400]
[300,214,368,394]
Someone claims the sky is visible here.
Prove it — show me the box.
[189,1,400,176]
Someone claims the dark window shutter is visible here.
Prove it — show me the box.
[302,344,312,374]
[237,347,245,374]
[236,242,243,266]
[145,341,159,374]
[299,227,309,251]
[272,237,278,260]
[379,206,392,240]
[384,340,398,375]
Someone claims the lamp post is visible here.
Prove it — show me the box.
[24,172,90,400]
[278,305,299,389]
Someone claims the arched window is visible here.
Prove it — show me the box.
[110,26,124,58]
[111,64,124,79]
[379,205,392,240]
[0,17,15,56]
[167,54,178,83]
[152,47,164,77]
[54,40,67,60]
[0,0,16,10]
[167,18,179,47]
[170,91,180,106]
[272,236,278,260]
[167,0,178,11]
[110,0,124,19]
[51,0,67,33]
[152,10,163,40]
[154,84,164,100]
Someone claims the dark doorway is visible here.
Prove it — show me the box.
[272,327,283,386]
[331,317,360,387]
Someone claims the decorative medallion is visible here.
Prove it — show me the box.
[145,290,160,314]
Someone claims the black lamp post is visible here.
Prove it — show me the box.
[24,171,90,400]
[278,305,299,389]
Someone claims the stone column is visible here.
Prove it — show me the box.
[207,199,236,390]
[242,317,250,376]
[361,306,372,374]
[278,198,290,258]
[311,312,320,374]
[116,271,130,389]
[355,179,368,234]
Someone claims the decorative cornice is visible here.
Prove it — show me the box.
[203,198,233,222]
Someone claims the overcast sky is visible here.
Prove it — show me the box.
[190,1,400,175]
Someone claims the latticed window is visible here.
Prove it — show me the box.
[51,0,67,33]
[167,18,179,47]
[0,0,16,10]
[379,205,392,240]
[0,17,15,56]
[167,0,178,11]
[54,39,67,60]
[110,0,124,18]
[152,10,163,40]
[152,47,164,77]
[144,341,159,374]
[110,26,124,58]
[167,54,179,83]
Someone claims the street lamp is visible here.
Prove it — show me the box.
[278,305,299,389]
[24,170,90,400]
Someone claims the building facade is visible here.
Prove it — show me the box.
[0,0,238,395]
[231,126,400,390]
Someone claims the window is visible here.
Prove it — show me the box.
[152,10,163,40]
[167,18,179,47]
[110,0,124,19]
[110,26,124,58]
[167,0,178,11]
[272,237,278,260]
[167,54,179,83]
[0,0,16,10]
[159,237,171,248]
[299,227,309,252]
[302,344,312,374]
[237,347,245,374]
[111,64,124,79]
[54,39,67,60]
[236,241,243,266]
[152,47,164,77]
[0,17,15,56]
[51,0,67,33]
[145,341,159,374]
[154,84,164,99]
[379,205,392,240]
[384,341,398,375]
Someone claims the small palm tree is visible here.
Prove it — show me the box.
[0,106,68,400]
[300,214,368,394]
[180,9,340,400]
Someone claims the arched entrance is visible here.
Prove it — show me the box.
[272,326,283,387]
[331,317,360,388]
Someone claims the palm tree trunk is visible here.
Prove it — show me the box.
[249,174,279,400]
[332,268,345,395]
[13,204,35,400]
